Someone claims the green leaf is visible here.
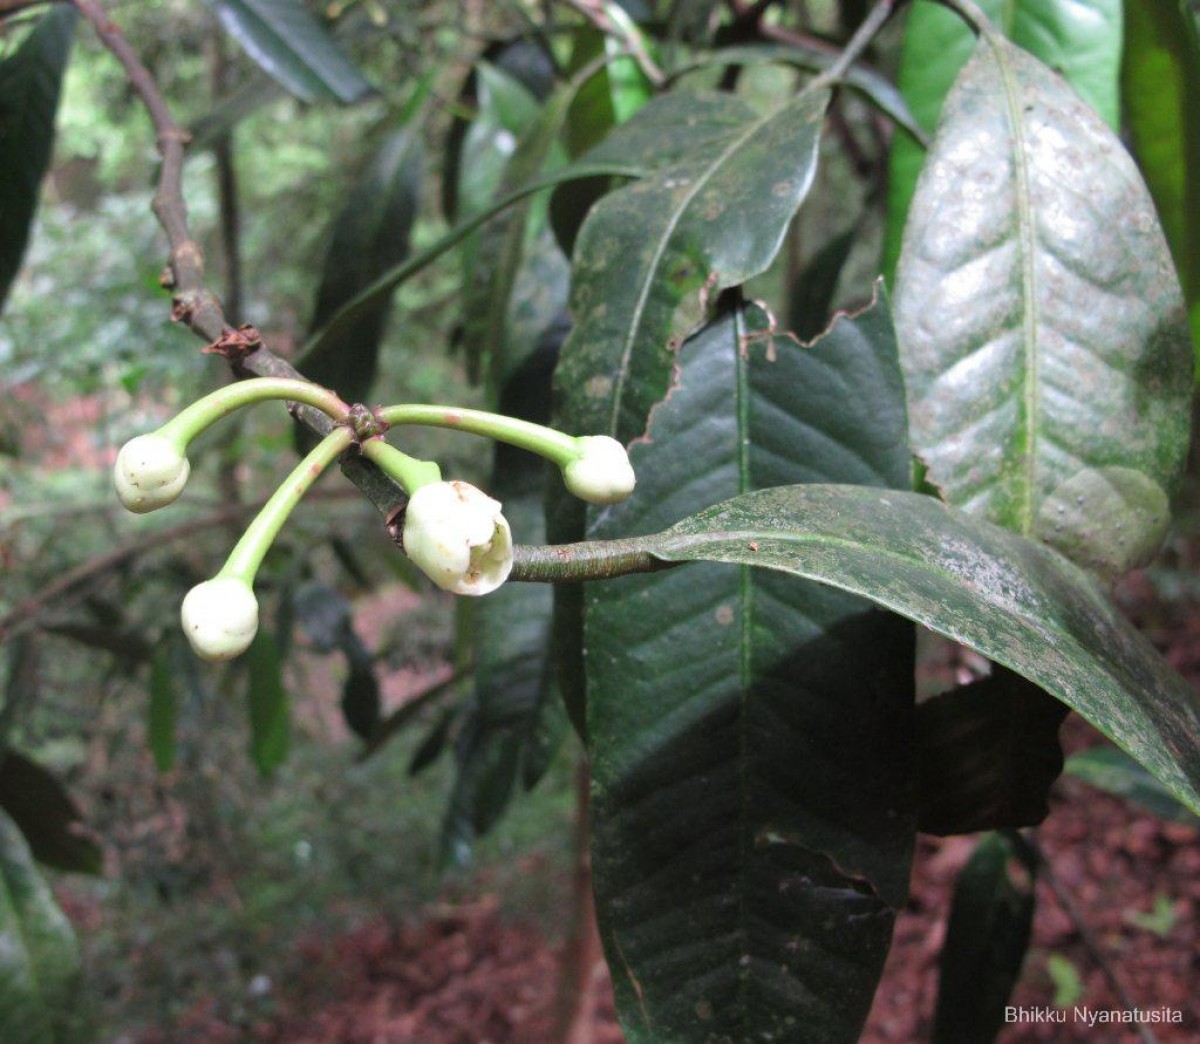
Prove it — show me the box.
[1064,745,1200,825]
[295,122,424,404]
[917,667,1067,835]
[148,645,177,773]
[0,7,76,316]
[0,751,100,875]
[632,483,1200,815]
[555,85,830,443]
[932,831,1036,1044]
[585,296,916,1041]
[0,810,83,1044]
[300,158,643,361]
[894,35,1193,576]
[460,75,573,395]
[244,631,289,776]
[1123,0,1200,364]
[204,0,372,104]
[883,0,1124,281]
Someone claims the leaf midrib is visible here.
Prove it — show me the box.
[606,90,819,438]
[990,35,1040,534]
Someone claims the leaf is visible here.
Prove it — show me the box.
[300,157,643,362]
[0,7,76,316]
[789,226,857,341]
[894,35,1193,576]
[460,76,573,395]
[1064,745,1200,825]
[295,121,424,404]
[0,751,101,875]
[916,667,1068,835]
[686,42,925,143]
[1123,0,1200,363]
[244,631,289,776]
[932,831,1036,1044]
[0,810,83,1044]
[626,483,1200,815]
[148,645,177,773]
[555,85,830,444]
[584,295,916,1042]
[340,660,380,742]
[883,0,1124,281]
[0,636,40,754]
[204,0,372,104]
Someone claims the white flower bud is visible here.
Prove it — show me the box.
[402,481,513,596]
[563,435,636,504]
[180,577,259,661]
[114,433,190,513]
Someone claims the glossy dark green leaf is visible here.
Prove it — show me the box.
[894,35,1192,576]
[296,122,423,404]
[1123,0,1200,361]
[555,85,829,444]
[0,751,101,875]
[244,631,289,776]
[0,7,76,316]
[917,667,1068,835]
[585,295,915,1042]
[622,484,1200,815]
[148,645,177,773]
[932,831,1036,1044]
[1064,745,1200,825]
[883,0,1123,280]
[0,810,83,1044]
[204,0,372,103]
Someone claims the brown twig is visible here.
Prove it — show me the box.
[70,0,406,513]
[554,0,664,85]
[0,491,359,646]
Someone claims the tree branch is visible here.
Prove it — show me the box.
[70,0,407,514]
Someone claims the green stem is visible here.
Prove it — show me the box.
[510,539,680,582]
[219,427,354,582]
[376,404,582,467]
[360,437,442,494]
[159,377,350,446]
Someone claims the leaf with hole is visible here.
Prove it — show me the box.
[584,295,915,1042]
[554,85,829,444]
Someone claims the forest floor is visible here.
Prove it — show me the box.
[129,573,1200,1044]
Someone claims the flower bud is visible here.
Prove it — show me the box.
[563,435,636,504]
[402,481,513,596]
[180,577,259,661]
[114,433,190,513]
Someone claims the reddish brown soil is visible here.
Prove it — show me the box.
[143,711,1197,1043]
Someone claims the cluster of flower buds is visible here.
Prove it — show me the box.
[114,378,637,662]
